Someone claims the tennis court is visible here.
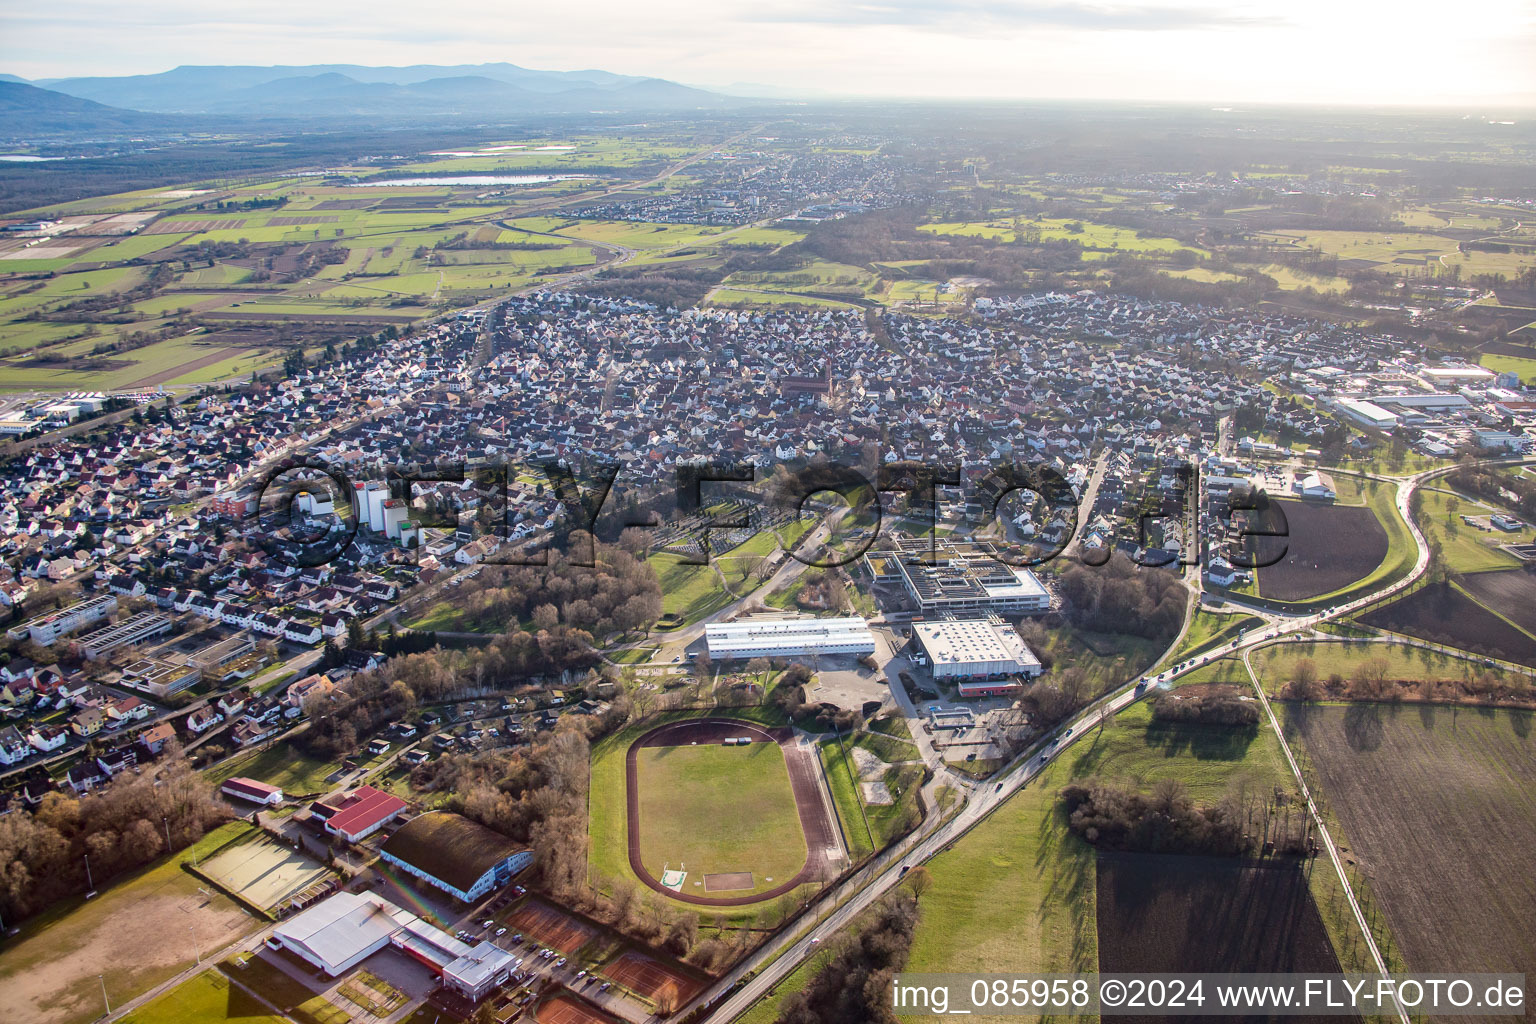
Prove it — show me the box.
[199,831,332,913]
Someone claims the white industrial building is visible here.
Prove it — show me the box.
[268,891,519,1001]
[705,616,876,660]
[1334,397,1398,429]
[269,891,412,976]
[911,618,1043,686]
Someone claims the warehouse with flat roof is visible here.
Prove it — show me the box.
[704,616,876,660]
[912,618,1043,690]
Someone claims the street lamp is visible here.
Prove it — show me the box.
[98,975,110,1015]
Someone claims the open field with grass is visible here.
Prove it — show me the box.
[1166,608,1263,663]
[1478,351,1536,383]
[1285,704,1536,988]
[918,217,1205,258]
[0,823,262,1024]
[1413,485,1533,574]
[1253,638,1518,696]
[119,969,286,1024]
[818,738,876,862]
[218,954,350,1024]
[635,742,805,894]
[204,741,341,795]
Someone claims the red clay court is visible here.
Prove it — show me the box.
[510,900,598,954]
[601,950,706,1005]
[538,994,620,1024]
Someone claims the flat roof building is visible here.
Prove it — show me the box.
[896,557,1049,616]
[1334,397,1398,429]
[704,616,875,660]
[25,595,118,646]
[267,890,518,1001]
[74,612,172,660]
[912,618,1043,684]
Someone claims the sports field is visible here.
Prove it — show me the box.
[119,969,285,1024]
[198,830,332,914]
[634,741,805,894]
[599,950,706,1007]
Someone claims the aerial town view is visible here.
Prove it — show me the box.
[0,3,1532,1024]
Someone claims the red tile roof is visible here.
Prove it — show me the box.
[322,785,407,837]
[221,777,281,800]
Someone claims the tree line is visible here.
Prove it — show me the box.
[1061,778,1311,858]
[0,753,227,923]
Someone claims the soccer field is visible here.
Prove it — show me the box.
[635,742,806,894]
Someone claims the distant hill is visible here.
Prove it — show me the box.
[0,80,171,134]
[24,62,748,120]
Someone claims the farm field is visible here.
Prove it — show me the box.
[717,259,880,301]
[1096,853,1345,1018]
[634,742,805,894]
[0,167,616,391]
[1255,498,1388,602]
[1457,569,1536,635]
[0,823,262,1024]
[906,700,1303,986]
[1245,262,1351,293]
[917,217,1205,258]
[1260,227,1535,280]
[1357,580,1536,667]
[1285,704,1536,1001]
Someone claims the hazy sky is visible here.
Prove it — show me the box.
[3,0,1533,106]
